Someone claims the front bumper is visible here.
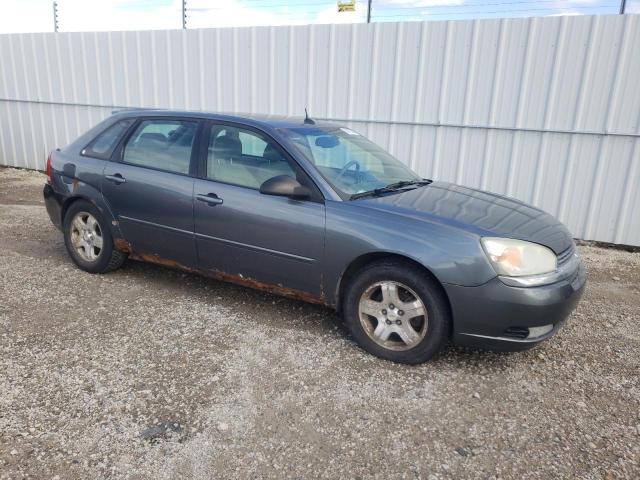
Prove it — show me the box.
[444,260,586,352]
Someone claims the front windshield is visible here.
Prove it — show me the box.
[279,126,422,197]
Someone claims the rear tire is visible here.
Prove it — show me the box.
[63,200,127,273]
[342,260,450,364]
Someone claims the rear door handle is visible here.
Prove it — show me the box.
[105,174,126,184]
[196,193,223,206]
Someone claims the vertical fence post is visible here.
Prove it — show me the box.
[52,1,59,32]
[182,0,187,29]
[619,0,627,14]
[366,0,372,23]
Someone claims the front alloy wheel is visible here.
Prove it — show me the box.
[359,281,428,351]
[343,260,450,364]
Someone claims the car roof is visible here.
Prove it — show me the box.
[110,108,340,130]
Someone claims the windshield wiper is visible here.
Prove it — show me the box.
[350,179,432,200]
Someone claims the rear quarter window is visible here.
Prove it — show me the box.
[82,119,134,160]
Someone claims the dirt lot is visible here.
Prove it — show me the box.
[0,167,638,480]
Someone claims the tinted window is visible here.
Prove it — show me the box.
[123,120,197,174]
[206,125,296,190]
[83,119,133,159]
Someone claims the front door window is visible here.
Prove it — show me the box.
[206,125,296,189]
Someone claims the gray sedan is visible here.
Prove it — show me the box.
[43,110,586,364]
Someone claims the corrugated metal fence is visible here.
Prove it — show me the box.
[1,14,639,245]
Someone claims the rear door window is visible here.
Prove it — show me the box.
[122,119,198,175]
[82,119,133,159]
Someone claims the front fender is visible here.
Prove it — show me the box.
[323,200,497,305]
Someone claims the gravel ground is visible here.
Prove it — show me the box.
[0,166,638,480]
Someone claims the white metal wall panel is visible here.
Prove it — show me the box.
[0,15,639,245]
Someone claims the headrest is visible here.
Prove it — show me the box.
[213,135,242,158]
[262,143,284,163]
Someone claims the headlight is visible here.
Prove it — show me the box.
[481,237,557,277]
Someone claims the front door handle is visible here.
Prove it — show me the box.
[196,193,223,206]
[105,174,126,184]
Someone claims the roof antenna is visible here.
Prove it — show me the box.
[304,107,315,125]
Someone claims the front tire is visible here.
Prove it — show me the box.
[342,260,451,364]
[63,200,126,273]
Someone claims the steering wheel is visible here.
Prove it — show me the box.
[336,160,361,181]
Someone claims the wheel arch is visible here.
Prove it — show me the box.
[61,195,90,225]
[335,252,453,330]
[60,194,122,240]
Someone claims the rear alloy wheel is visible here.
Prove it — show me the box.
[69,212,103,262]
[343,260,450,364]
[63,200,127,273]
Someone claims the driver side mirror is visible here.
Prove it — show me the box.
[259,175,311,200]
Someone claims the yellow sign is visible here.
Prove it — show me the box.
[337,0,356,12]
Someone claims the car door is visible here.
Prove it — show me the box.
[193,122,326,298]
[101,117,201,267]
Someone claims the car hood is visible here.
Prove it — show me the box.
[355,181,574,254]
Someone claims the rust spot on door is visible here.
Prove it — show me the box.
[116,244,327,306]
[129,251,197,274]
[203,269,326,305]
[113,238,133,253]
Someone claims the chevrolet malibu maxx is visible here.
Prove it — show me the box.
[43,110,586,364]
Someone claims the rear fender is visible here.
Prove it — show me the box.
[60,189,124,242]
[52,158,124,241]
